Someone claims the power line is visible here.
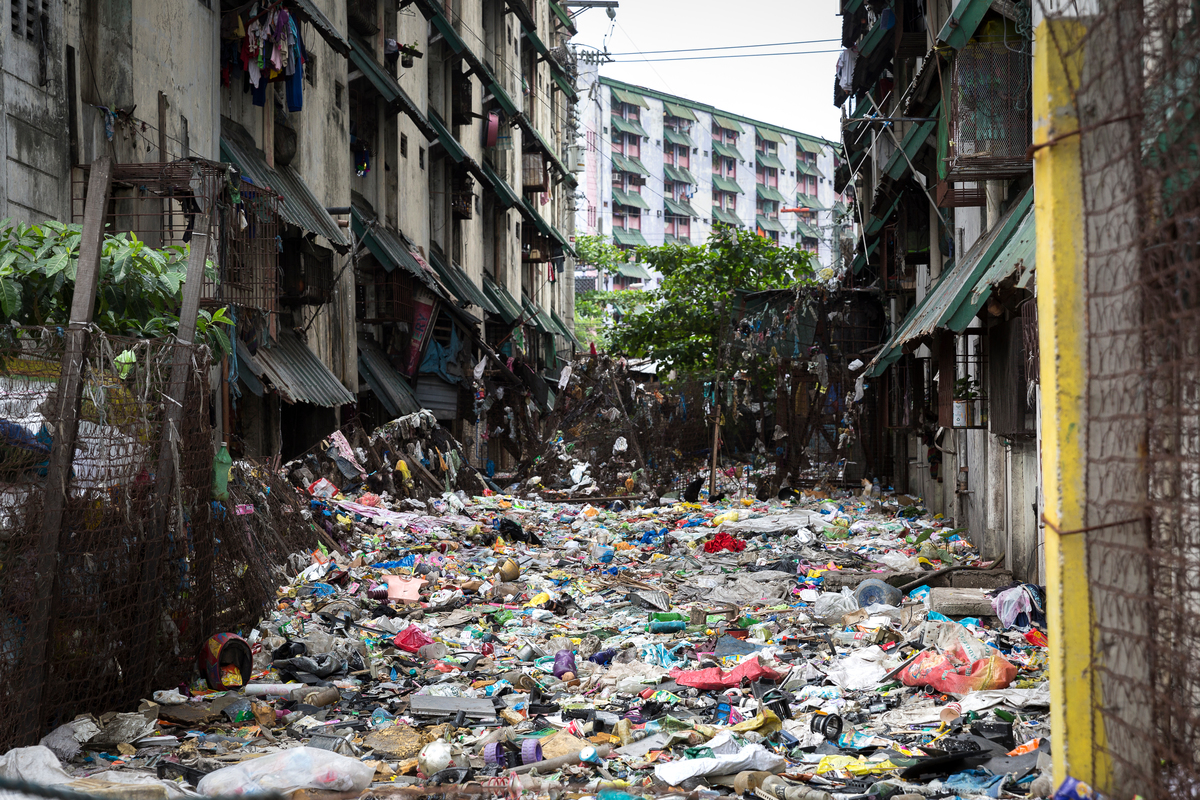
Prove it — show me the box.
[606,38,840,56]
[612,49,842,63]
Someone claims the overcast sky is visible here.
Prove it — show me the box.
[570,0,844,142]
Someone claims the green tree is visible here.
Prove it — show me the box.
[608,227,815,373]
[574,234,626,277]
[0,219,232,354]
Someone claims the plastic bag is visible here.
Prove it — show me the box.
[992,586,1033,628]
[393,625,434,653]
[812,588,859,625]
[898,649,1018,694]
[196,747,375,796]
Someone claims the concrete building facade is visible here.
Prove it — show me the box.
[1,0,581,466]
[574,65,846,282]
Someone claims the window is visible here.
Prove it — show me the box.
[587,205,596,228]
[587,130,597,152]
[419,147,425,169]
[335,81,345,110]
[305,51,317,85]
[12,0,47,41]
[401,133,408,158]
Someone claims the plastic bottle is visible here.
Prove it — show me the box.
[649,612,686,622]
[759,776,834,800]
[212,442,232,501]
[646,619,686,633]
[552,649,577,679]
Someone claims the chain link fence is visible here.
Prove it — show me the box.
[0,327,313,751]
[1037,0,1200,793]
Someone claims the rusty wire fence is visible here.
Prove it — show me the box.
[1036,0,1200,794]
[0,327,316,751]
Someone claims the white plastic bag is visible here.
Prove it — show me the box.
[992,586,1033,628]
[812,588,859,625]
[197,747,375,796]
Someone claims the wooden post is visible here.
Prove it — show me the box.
[18,157,113,744]
[133,213,213,684]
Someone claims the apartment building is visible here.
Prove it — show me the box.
[836,0,1040,579]
[0,0,580,466]
[574,66,846,283]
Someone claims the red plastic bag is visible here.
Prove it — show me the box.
[670,655,784,690]
[899,649,1018,693]
[394,625,434,653]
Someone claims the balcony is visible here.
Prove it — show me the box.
[944,39,1032,182]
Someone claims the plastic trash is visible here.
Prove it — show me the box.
[853,578,903,608]
[196,747,375,796]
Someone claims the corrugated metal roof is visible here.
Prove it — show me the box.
[617,262,653,280]
[350,197,443,293]
[664,128,693,147]
[756,215,787,233]
[611,87,649,108]
[348,38,435,140]
[358,335,422,417]
[663,102,697,121]
[427,248,500,315]
[756,127,786,145]
[712,142,741,160]
[712,115,744,134]
[969,205,1036,305]
[520,198,575,255]
[797,137,823,154]
[756,184,787,203]
[755,151,786,170]
[865,188,1035,376]
[220,119,349,251]
[712,207,742,226]
[522,297,554,333]
[663,164,696,184]
[612,228,649,247]
[712,175,742,194]
[882,109,938,181]
[429,113,466,163]
[611,115,649,137]
[480,161,523,209]
[796,193,826,210]
[515,114,575,186]
[289,0,349,56]
[664,197,700,217]
[612,187,650,209]
[482,275,524,324]
[240,327,355,406]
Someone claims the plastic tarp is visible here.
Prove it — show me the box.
[654,739,785,784]
[669,656,784,690]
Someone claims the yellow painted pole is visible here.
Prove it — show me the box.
[1033,18,1108,790]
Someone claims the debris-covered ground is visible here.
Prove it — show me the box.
[0,433,1053,800]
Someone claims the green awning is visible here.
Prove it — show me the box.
[553,73,577,100]
[865,192,903,236]
[351,199,440,292]
[967,205,1036,308]
[756,215,787,233]
[796,160,819,176]
[612,187,650,209]
[482,275,524,324]
[712,175,742,194]
[852,237,880,274]
[429,112,466,163]
[756,184,787,203]
[712,141,741,160]
[883,108,938,181]
[663,101,697,120]
[520,197,574,255]
[664,128,693,147]
[611,152,649,175]
[290,0,350,55]
[858,15,891,60]
[481,161,523,208]
[348,38,435,140]
[549,0,576,33]
[937,0,992,49]
[797,138,822,154]
[796,194,826,210]
[663,164,696,184]
[796,221,821,239]
[612,227,649,247]
[358,335,421,417]
[550,309,582,348]
[427,249,498,315]
[712,115,745,133]
[712,207,742,226]
[865,188,1035,375]
[756,151,786,170]
[420,2,519,117]
[757,127,786,145]
[522,24,550,57]
[617,261,653,279]
[611,115,649,138]
[664,197,699,217]
[522,297,554,333]
[663,234,691,246]
[611,87,649,108]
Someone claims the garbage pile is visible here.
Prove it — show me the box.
[2,481,1060,800]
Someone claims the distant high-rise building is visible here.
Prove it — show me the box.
[574,65,846,288]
